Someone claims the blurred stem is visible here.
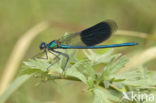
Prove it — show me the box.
[118,47,156,74]
[0,21,49,97]
[116,30,148,39]
[0,74,34,103]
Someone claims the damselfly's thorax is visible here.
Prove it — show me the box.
[47,40,61,49]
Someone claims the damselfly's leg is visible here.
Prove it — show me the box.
[48,50,60,60]
[32,49,48,60]
[52,49,69,75]
[46,50,61,71]
[45,49,48,59]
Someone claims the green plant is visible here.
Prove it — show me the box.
[0,49,155,103]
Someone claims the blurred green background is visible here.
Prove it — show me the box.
[0,0,155,103]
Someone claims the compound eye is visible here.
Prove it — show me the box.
[40,42,46,50]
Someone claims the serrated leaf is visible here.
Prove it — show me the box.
[87,77,95,90]
[93,87,119,103]
[103,80,110,88]
[98,56,128,83]
[83,49,121,65]
[24,59,50,72]
[75,59,96,79]
[48,63,63,74]
[18,68,40,76]
[66,61,87,83]
[114,66,156,87]
[105,56,128,73]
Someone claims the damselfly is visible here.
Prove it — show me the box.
[35,20,138,72]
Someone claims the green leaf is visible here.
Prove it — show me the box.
[22,46,155,103]
[59,49,78,69]
[83,49,121,65]
[103,80,110,88]
[24,59,50,72]
[76,59,96,79]
[87,77,95,90]
[66,61,87,83]
[48,63,63,74]
[93,87,119,103]
[99,56,128,82]
[105,56,128,74]
[114,66,156,87]
[24,49,77,73]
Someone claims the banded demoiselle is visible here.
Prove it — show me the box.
[36,20,138,71]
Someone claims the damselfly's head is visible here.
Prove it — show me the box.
[40,42,47,50]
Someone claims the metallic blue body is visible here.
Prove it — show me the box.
[59,43,137,49]
[47,40,137,49]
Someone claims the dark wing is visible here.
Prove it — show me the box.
[58,20,118,46]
